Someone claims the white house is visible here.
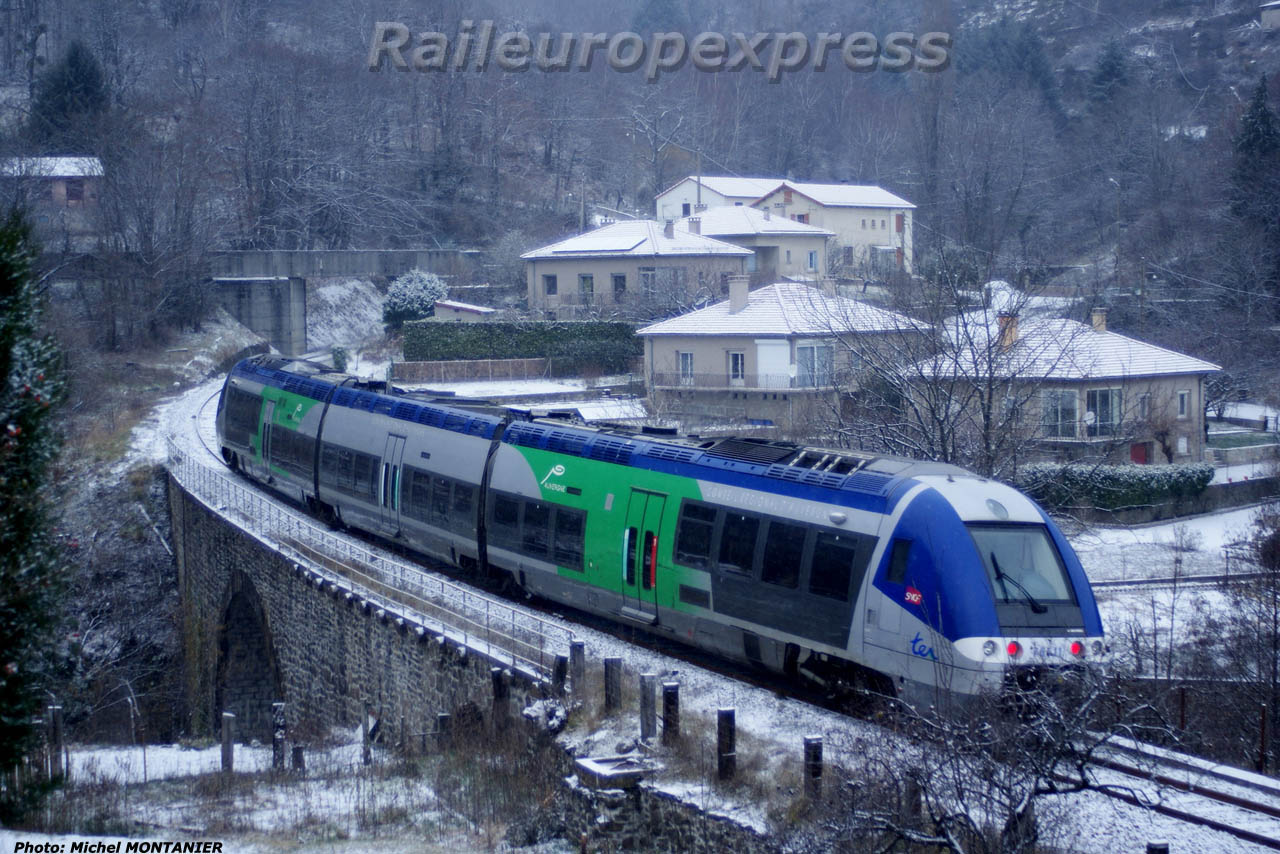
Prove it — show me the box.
[673,207,834,280]
[655,175,782,220]
[751,181,915,276]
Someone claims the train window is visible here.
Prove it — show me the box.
[223,388,261,445]
[887,539,911,585]
[718,512,760,575]
[452,484,474,530]
[625,527,638,584]
[492,494,521,548]
[674,501,716,569]
[352,453,377,501]
[810,532,860,601]
[554,507,585,570]
[431,477,451,526]
[403,468,431,522]
[523,500,551,557]
[270,426,313,478]
[762,521,806,589]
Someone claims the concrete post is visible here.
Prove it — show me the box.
[272,703,286,771]
[804,736,823,800]
[639,674,657,740]
[603,657,622,712]
[47,706,64,781]
[662,682,680,745]
[569,640,585,694]
[717,708,736,781]
[291,745,306,774]
[361,705,371,766]
[221,713,235,775]
[553,655,568,695]
[492,667,510,726]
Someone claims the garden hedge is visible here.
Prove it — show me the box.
[1016,462,1215,512]
[402,320,642,374]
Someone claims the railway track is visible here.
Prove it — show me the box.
[180,383,1280,851]
[1081,738,1280,850]
[1092,571,1269,590]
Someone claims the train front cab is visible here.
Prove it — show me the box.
[864,475,1105,710]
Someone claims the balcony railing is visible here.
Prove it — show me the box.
[649,371,835,391]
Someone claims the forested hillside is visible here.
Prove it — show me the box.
[3,0,1280,384]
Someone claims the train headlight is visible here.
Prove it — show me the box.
[1091,641,1104,656]
[1070,641,1084,657]
[982,640,997,656]
[1006,641,1022,658]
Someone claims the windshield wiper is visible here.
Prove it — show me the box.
[991,553,1048,614]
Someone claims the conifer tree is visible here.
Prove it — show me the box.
[27,40,107,152]
[0,211,65,817]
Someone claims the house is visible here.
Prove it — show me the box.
[674,207,833,281]
[1263,0,1280,29]
[921,308,1220,464]
[636,277,915,431]
[431,299,496,322]
[655,175,782,220]
[0,156,103,243]
[750,181,914,276]
[521,220,750,318]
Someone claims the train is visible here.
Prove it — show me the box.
[216,354,1105,708]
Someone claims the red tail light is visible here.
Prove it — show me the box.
[1070,641,1084,657]
[1007,641,1022,658]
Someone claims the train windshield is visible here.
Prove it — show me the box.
[967,524,1076,607]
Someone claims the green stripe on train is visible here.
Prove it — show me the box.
[513,446,712,616]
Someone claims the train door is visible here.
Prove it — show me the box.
[379,434,406,534]
[621,489,666,624]
[259,401,275,472]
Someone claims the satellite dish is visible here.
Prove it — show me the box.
[1084,410,1097,426]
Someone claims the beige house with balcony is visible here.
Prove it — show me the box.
[522,220,750,319]
[637,278,915,432]
[922,309,1221,464]
[673,207,833,281]
[751,181,914,276]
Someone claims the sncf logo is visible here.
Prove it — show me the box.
[904,586,923,606]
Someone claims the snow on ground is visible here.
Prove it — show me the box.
[307,277,387,351]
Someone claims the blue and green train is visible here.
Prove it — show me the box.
[217,355,1105,706]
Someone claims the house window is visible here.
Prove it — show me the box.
[1177,435,1188,455]
[639,267,656,296]
[795,343,833,387]
[746,251,758,272]
[682,202,691,216]
[1177,389,1190,419]
[843,246,854,265]
[1138,393,1151,421]
[1002,395,1021,423]
[612,273,626,297]
[542,274,557,296]
[796,213,809,224]
[861,219,867,229]
[578,274,594,300]
[729,351,746,385]
[785,249,792,264]
[881,219,887,229]
[1086,388,1122,437]
[65,178,84,203]
[678,352,695,386]
[806,250,818,271]
[870,219,876,230]
[896,213,904,233]
[1042,390,1077,438]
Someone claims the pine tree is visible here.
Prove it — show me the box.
[382,269,448,328]
[1230,76,1280,227]
[27,40,107,152]
[1088,40,1129,105]
[0,212,65,816]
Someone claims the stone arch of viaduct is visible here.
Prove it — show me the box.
[167,474,523,741]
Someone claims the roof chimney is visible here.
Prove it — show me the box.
[688,216,700,235]
[663,219,674,238]
[1090,307,1107,332]
[997,312,1019,350]
[728,274,750,314]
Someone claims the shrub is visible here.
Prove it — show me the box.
[402,320,641,375]
[383,269,448,328]
[330,346,348,373]
[1017,462,1215,512]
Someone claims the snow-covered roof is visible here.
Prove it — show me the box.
[434,299,494,314]
[0,156,104,178]
[675,206,834,238]
[757,181,915,209]
[922,315,1221,381]
[637,282,917,338]
[658,175,782,200]
[520,220,752,260]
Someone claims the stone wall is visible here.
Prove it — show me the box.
[168,474,529,740]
